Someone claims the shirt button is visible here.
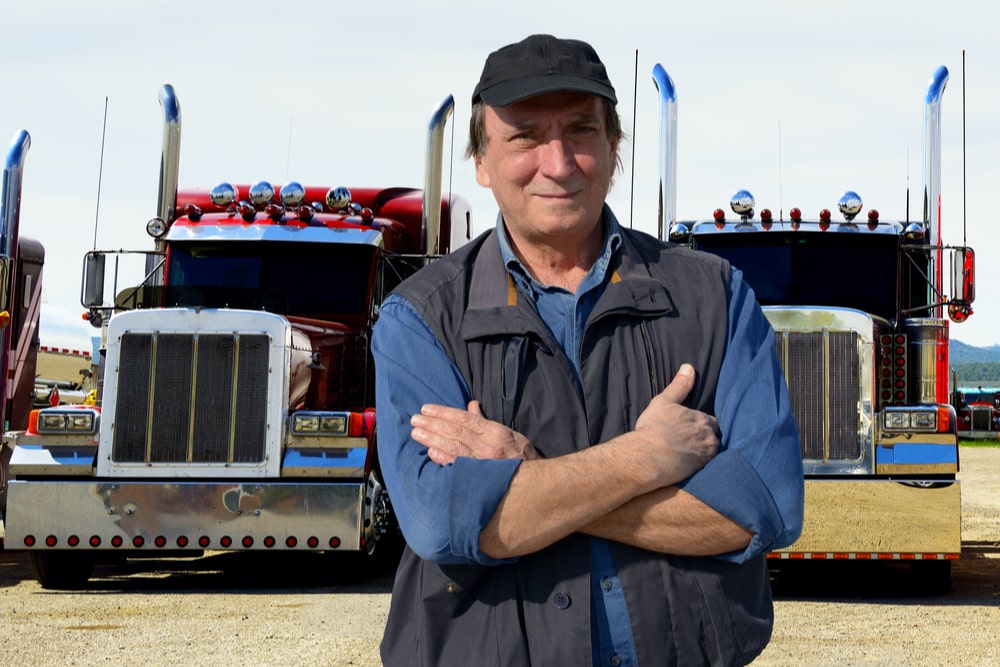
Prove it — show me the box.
[552,591,571,609]
[610,655,622,666]
[601,577,613,592]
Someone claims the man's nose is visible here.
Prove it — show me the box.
[538,138,575,178]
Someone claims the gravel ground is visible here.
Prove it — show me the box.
[0,448,997,666]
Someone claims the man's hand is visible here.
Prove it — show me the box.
[632,363,721,487]
[411,400,539,465]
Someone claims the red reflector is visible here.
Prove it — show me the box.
[68,535,80,547]
[177,536,189,548]
[45,536,58,547]
[220,536,232,548]
[133,536,145,548]
[198,536,211,548]
[242,536,254,548]
[155,536,167,548]
[329,537,341,549]
[286,537,298,548]
[23,535,35,547]
[111,535,124,547]
[90,536,101,547]
[264,536,276,548]
[307,537,319,549]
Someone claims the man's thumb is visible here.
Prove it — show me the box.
[660,363,695,403]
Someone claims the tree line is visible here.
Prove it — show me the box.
[951,362,1000,386]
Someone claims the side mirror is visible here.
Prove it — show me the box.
[81,251,106,309]
[947,247,975,323]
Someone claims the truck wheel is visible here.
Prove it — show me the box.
[28,551,96,590]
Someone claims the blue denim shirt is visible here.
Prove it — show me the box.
[372,211,803,664]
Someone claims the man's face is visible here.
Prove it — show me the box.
[474,92,618,246]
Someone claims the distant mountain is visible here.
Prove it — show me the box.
[950,339,1000,365]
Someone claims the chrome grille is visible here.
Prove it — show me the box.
[776,331,862,461]
[969,406,992,432]
[111,333,269,464]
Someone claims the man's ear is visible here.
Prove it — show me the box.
[474,154,491,188]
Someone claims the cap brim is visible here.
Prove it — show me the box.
[476,74,618,106]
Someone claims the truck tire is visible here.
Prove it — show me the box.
[28,551,96,590]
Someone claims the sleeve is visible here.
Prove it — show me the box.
[372,293,521,565]
[676,267,805,562]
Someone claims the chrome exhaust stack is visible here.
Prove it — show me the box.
[653,64,677,242]
[922,66,949,297]
[1,130,29,261]
[0,129,30,417]
[156,84,182,244]
[421,95,454,258]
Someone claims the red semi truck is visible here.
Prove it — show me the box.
[4,85,469,588]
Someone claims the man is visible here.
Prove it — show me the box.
[372,34,804,666]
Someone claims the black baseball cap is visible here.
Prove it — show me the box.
[472,34,618,107]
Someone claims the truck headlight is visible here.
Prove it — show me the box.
[291,411,349,436]
[36,408,99,434]
[882,408,937,432]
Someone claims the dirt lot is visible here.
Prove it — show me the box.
[0,448,997,666]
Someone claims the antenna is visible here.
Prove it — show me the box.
[777,120,783,221]
[629,48,638,229]
[906,148,910,221]
[285,115,294,182]
[92,97,109,250]
[962,49,967,245]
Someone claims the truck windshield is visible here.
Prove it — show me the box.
[693,231,900,321]
[162,241,375,316]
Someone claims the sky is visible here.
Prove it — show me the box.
[2,0,999,345]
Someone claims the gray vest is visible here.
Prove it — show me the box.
[381,228,773,666]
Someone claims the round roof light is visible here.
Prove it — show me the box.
[838,191,863,221]
[249,181,275,206]
[280,181,305,207]
[730,189,755,216]
[326,186,352,211]
[210,182,238,207]
[789,207,802,222]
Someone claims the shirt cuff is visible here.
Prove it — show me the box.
[677,449,782,563]
[447,456,522,565]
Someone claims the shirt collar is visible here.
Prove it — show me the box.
[496,206,622,295]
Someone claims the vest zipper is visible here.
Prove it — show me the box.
[640,320,659,396]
